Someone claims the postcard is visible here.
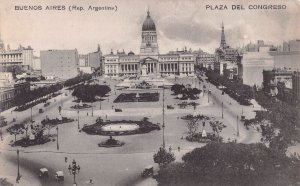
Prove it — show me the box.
[0,0,299,186]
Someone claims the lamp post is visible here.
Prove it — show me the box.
[99,96,102,110]
[30,107,33,122]
[91,102,94,117]
[222,102,223,118]
[77,110,80,129]
[0,109,2,141]
[208,90,210,103]
[56,126,59,150]
[236,115,239,137]
[162,85,165,149]
[0,123,2,141]
[17,149,20,182]
[68,159,80,186]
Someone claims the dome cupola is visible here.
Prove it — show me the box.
[142,11,156,31]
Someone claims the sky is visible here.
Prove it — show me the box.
[0,0,299,56]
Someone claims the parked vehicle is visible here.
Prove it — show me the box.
[44,102,50,107]
[39,168,48,178]
[39,109,43,113]
[115,108,122,112]
[55,171,64,181]
[240,115,245,121]
[141,165,154,177]
[167,105,174,109]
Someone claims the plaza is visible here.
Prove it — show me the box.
[0,73,262,186]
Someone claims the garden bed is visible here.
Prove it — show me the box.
[178,102,199,109]
[12,136,52,147]
[41,117,74,126]
[114,93,159,103]
[82,119,160,136]
[70,103,92,109]
[186,132,222,143]
[98,136,125,147]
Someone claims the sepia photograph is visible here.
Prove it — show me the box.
[0,0,300,185]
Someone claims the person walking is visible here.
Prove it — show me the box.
[169,146,172,152]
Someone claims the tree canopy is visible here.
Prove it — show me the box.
[155,142,300,186]
[72,84,111,102]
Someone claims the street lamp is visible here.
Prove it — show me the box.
[91,102,94,117]
[236,115,239,137]
[56,126,59,150]
[68,159,80,186]
[99,96,102,110]
[208,90,210,103]
[222,102,224,118]
[30,107,33,122]
[0,109,2,141]
[77,110,80,129]
[162,85,165,149]
[16,149,20,182]
[0,124,2,141]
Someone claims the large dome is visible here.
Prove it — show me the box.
[142,11,156,31]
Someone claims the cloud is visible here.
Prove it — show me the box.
[159,17,220,45]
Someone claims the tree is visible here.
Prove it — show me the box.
[171,84,185,95]
[96,117,103,124]
[72,84,111,102]
[186,117,199,135]
[7,124,24,142]
[153,147,175,167]
[209,120,226,142]
[155,142,300,186]
[43,123,53,136]
[0,116,7,127]
[30,124,45,140]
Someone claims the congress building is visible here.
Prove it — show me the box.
[103,11,196,77]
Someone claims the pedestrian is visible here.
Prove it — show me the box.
[65,157,68,163]
[169,146,172,152]
[178,146,180,152]
[89,179,94,184]
[181,136,183,140]
[87,112,89,116]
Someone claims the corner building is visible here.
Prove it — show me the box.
[103,11,195,77]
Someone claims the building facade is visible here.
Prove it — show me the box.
[215,23,240,63]
[40,49,79,80]
[196,50,215,69]
[103,11,196,77]
[0,72,30,111]
[282,40,300,52]
[214,22,242,80]
[241,46,274,87]
[0,45,34,69]
[262,68,293,96]
[79,45,102,74]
